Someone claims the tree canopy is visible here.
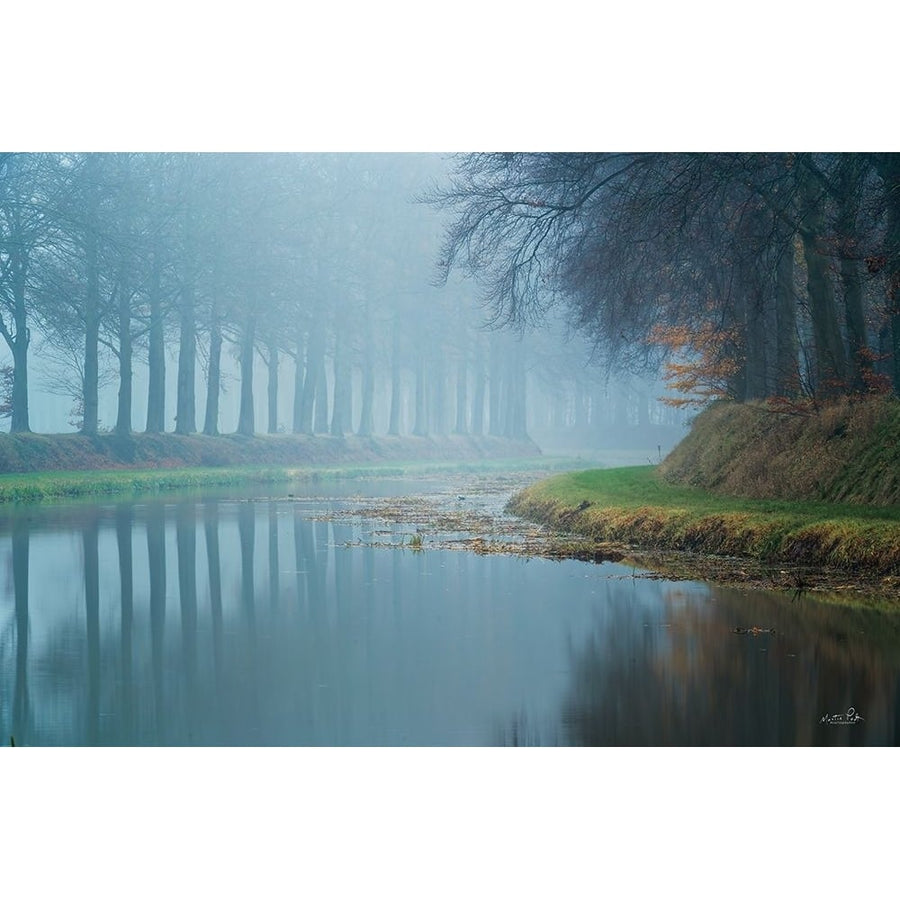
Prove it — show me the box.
[433,152,900,407]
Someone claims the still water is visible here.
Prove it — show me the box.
[3,477,900,746]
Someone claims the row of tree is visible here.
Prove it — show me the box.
[9,152,809,442]
[0,153,542,439]
[433,153,900,407]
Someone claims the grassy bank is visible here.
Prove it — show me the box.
[508,466,900,578]
[0,430,548,504]
[660,397,900,505]
[0,455,565,505]
[0,431,541,474]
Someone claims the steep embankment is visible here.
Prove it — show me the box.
[0,431,540,475]
[658,397,900,506]
[509,399,900,584]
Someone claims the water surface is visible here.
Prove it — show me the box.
[2,477,899,745]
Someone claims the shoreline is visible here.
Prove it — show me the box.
[0,456,558,506]
[4,455,899,604]
[0,431,541,474]
[507,466,900,602]
[0,431,548,504]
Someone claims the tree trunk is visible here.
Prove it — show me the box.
[298,356,318,434]
[313,354,329,434]
[203,302,222,436]
[299,318,322,434]
[574,377,588,428]
[552,389,566,429]
[267,339,279,434]
[841,254,868,392]
[488,332,502,436]
[358,342,375,437]
[388,316,403,435]
[115,273,133,436]
[744,287,768,401]
[874,155,900,394]
[505,338,528,439]
[502,341,522,438]
[798,163,848,397]
[2,239,32,433]
[237,315,256,436]
[470,337,485,436]
[331,327,351,437]
[291,330,305,434]
[636,389,650,427]
[454,350,468,434]
[145,251,166,433]
[356,299,374,436]
[9,339,29,433]
[774,238,799,395]
[412,350,427,436]
[590,382,606,432]
[614,384,629,427]
[82,222,100,435]
[175,277,196,434]
[431,356,446,435]
[835,156,869,393]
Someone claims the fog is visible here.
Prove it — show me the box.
[0,153,686,455]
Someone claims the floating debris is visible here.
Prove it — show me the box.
[265,472,899,599]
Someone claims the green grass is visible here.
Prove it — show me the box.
[0,456,573,506]
[539,465,900,522]
[0,466,285,504]
[509,466,900,576]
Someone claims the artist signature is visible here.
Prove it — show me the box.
[819,707,864,726]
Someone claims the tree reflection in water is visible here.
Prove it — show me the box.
[204,501,224,702]
[83,511,100,746]
[176,501,198,733]
[115,505,134,736]
[268,500,280,612]
[147,502,167,742]
[4,492,900,746]
[12,517,29,745]
[562,581,900,746]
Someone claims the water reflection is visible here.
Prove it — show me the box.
[204,502,224,689]
[268,501,279,612]
[115,506,134,736]
[1,490,900,746]
[176,502,198,733]
[561,583,900,746]
[147,502,166,742]
[83,514,100,745]
[12,517,29,745]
